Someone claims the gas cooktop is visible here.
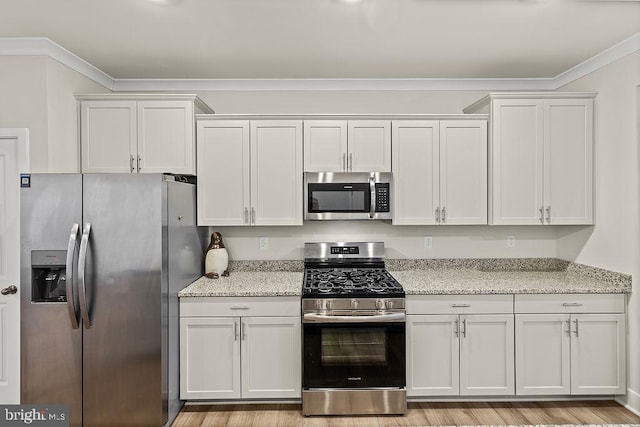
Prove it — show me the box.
[302,242,404,298]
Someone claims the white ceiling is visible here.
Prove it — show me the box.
[1,0,639,80]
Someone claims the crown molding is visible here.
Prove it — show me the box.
[0,37,115,89]
[552,32,640,89]
[0,34,638,92]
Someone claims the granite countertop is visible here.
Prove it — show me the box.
[178,259,631,298]
[178,271,303,297]
[391,269,631,295]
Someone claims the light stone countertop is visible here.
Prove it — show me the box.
[178,259,631,298]
[178,271,303,297]
[391,269,631,295]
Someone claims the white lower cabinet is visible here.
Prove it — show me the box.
[180,297,301,400]
[407,295,515,397]
[515,294,626,396]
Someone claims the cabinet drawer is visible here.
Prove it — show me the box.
[407,295,513,315]
[181,296,300,317]
[514,294,625,314]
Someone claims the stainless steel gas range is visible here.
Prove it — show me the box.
[301,242,406,416]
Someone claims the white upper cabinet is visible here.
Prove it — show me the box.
[392,120,487,225]
[197,120,250,226]
[303,120,391,172]
[78,94,212,175]
[251,121,303,226]
[197,119,303,226]
[303,121,348,172]
[465,92,595,225]
[81,100,137,173]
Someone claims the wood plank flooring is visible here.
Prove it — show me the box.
[172,400,640,427]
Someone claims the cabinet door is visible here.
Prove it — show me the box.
[303,120,347,172]
[406,315,459,396]
[81,100,137,173]
[347,120,391,172]
[196,121,250,226]
[241,317,301,399]
[440,121,487,225]
[543,99,593,224]
[460,314,514,395]
[570,314,625,395]
[391,121,439,225]
[491,100,544,225]
[251,121,303,226]
[137,100,195,174]
[180,317,240,399]
[515,314,570,395]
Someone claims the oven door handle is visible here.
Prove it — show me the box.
[303,312,405,323]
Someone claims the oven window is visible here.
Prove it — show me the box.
[321,328,386,366]
[303,322,405,389]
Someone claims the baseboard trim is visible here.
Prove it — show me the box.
[616,388,640,416]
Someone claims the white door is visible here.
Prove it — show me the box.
[0,129,29,403]
[491,100,544,225]
[543,98,593,225]
[81,100,137,173]
[196,120,250,226]
[251,121,303,226]
[439,120,487,225]
[347,120,391,172]
[460,314,514,395]
[406,315,459,396]
[241,317,301,399]
[570,314,626,395]
[303,121,347,172]
[515,314,571,395]
[391,121,439,225]
[137,100,195,174]
[179,317,241,399]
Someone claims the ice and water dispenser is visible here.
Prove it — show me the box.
[31,250,67,303]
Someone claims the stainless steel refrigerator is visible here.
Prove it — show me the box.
[20,174,203,427]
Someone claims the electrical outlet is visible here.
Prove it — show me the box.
[259,237,269,250]
[424,236,433,249]
[507,235,515,248]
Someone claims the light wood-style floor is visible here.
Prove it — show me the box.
[172,400,640,427]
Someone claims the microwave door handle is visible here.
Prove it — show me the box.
[369,177,376,219]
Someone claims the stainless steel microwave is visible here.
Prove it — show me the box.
[304,172,392,220]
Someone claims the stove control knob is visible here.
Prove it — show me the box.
[351,299,358,309]
[375,299,385,310]
[387,300,394,309]
[326,300,333,310]
[315,300,322,310]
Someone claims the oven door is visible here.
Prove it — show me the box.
[303,313,406,389]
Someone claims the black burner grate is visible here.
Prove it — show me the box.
[303,267,404,298]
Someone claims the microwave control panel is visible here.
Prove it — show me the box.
[375,183,390,212]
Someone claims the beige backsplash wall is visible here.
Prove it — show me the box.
[204,223,558,260]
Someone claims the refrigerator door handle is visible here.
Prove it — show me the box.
[78,223,92,329]
[65,224,80,330]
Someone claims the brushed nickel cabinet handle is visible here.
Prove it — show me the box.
[342,153,346,171]
[251,208,256,225]
[349,153,353,171]
[546,206,551,223]
[451,304,471,308]
[442,207,446,223]
[130,155,135,173]
[244,207,249,224]
[454,319,459,338]
[234,321,239,341]
[436,207,440,224]
[565,318,571,336]
[539,207,544,223]
[573,318,579,337]
[462,318,467,338]
[137,155,142,172]
[562,302,583,307]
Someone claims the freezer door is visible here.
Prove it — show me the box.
[20,174,83,427]
[81,174,165,426]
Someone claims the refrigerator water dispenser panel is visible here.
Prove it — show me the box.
[31,250,67,303]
